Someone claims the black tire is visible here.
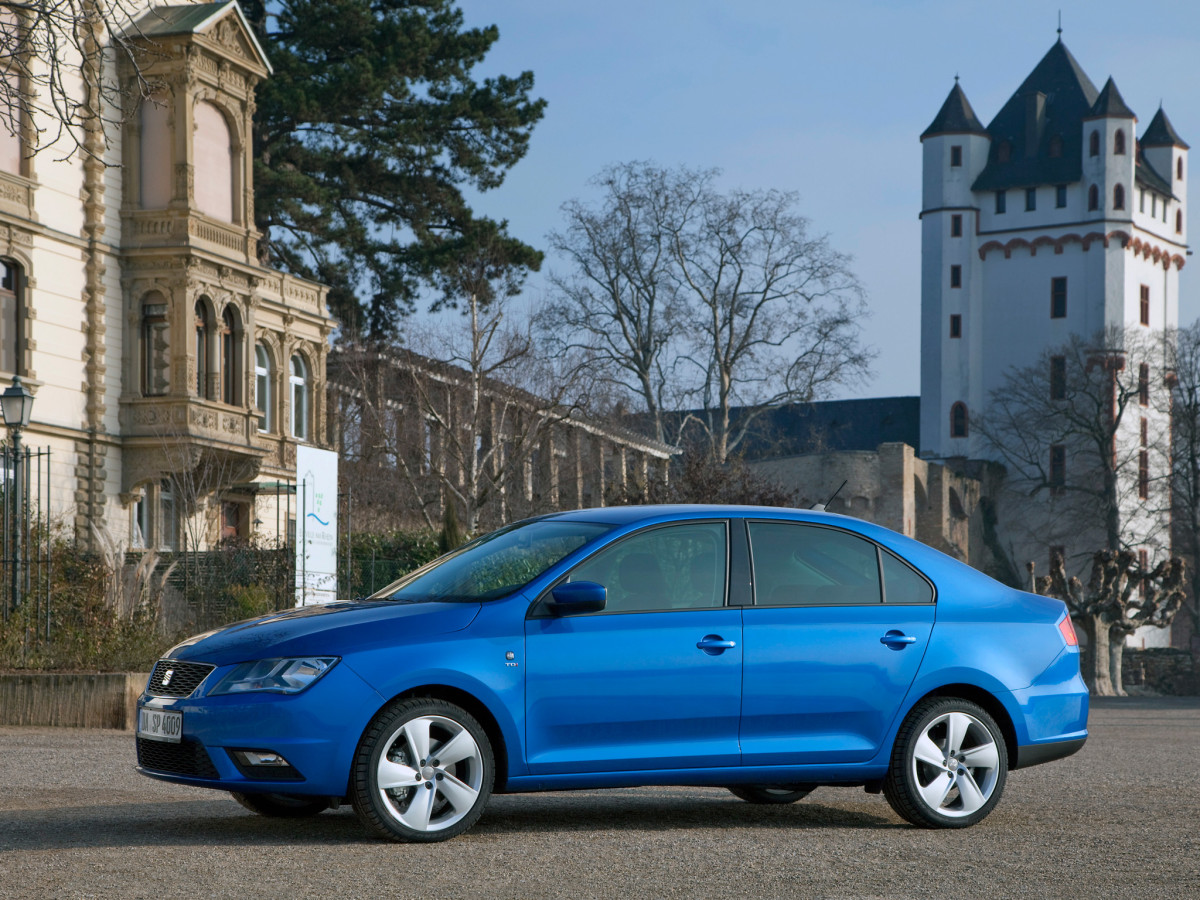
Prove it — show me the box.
[726,784,815,805]
[231,792,331,818]
[883,697,1008,828]
[351,697,494,843]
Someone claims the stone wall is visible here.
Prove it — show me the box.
[1122,649,1200,696]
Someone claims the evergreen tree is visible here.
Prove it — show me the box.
[242,0,546,333]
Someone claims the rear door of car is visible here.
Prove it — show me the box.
[524,519,743,775]
[739,519,935,766]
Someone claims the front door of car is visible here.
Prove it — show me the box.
[739,520,935,766]
[524,521,742,775]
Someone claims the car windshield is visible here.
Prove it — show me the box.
[370,520,613,603]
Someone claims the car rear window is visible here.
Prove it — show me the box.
[748,522,882,606]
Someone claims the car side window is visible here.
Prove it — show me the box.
[566,522,728,613]
[748,522,882,606]
[881,549,934,604]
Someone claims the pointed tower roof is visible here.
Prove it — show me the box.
[972,40,1100,191]
[1142,107,1190,149]
[1087,77,1136,119]
[921,82,988,140]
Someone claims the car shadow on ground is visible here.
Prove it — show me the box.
[0,791,897,850]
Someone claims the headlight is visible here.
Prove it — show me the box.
[209,657,339,695]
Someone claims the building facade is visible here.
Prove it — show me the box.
[0,1,334,552]
[919,40,1188,646]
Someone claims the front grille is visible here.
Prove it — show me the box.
[137,737,220,779]
[147,659,215,698]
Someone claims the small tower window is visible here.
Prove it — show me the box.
[1025,187,1037,211]
[1051,277,1068,319]
[1178,158,1184,180]
[949,314,962,338]
[1056,185,1067,208]
[1088,184,1099,211]
[1140,285,1150,326]
[950,402,969,438]
[995,190,1007,214]
[1152,194,1157,217]
[950,145,962,167]
[1089,131,1100,157]
[1048,134,1064,158]
[950,214,963,237]
[1114,130,1126,155]
[1050,356,1066,400]
[1140,189,1146,213]
[1177,210,1183,234]
[1049,445,1066,494]
[1139,363,1150,406]
[949,265,962,288]
[1113,184,1125,211]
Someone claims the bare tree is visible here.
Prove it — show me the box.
[1166,322,1200,645]
[977,327,1169,556]
[546,162,870,459]
[1,1,154,159]
[669,182,869,463]
[543,162,696,443]
[1033,550,1185,695]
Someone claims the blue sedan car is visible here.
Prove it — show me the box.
[136,505,1088,842]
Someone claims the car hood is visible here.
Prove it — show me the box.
[165,601,482,667]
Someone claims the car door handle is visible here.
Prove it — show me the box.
[880,630,917,648]
[696,635,736,654]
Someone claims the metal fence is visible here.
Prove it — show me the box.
[0,444,51,634]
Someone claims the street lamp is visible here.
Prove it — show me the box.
[1,376,34,615]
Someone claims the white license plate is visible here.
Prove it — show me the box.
[138,707,182,743]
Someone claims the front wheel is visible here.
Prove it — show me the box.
[351,697,494,843]
[883,697,1008,828]
[231,792,330,818]
[726,784,815,805]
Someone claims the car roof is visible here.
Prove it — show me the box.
[539,504,854,527]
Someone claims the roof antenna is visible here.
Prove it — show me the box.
[812,480,847,513]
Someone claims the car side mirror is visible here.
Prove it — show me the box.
[546,581,606,615]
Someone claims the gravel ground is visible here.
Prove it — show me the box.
[0,697,1197,900]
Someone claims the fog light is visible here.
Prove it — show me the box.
[229,749,304,780]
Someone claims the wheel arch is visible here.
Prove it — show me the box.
[382,684,512,792]
[917,683,1019,771]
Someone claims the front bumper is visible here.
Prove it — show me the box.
[135,660,383,797]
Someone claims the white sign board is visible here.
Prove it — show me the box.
[296,445,339,606]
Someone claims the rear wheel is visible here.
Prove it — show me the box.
[351,697,493,843]
[726,784,815,804]
[883,697,1007,828]
[231,792,330,818]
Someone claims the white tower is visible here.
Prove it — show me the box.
[918,40,1188,608]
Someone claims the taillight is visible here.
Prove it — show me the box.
[1058,616,1079,646]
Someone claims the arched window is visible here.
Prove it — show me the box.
[1048,134,1064,158]
[254,343,273,432]
[290,353,309,440]
[194,299,213,399]
[1089,131,1100,157]
[1088,184,1099,211]
[950,402,969,438]
[1114,130,1126,155]
[140,291,169,396]
[193,101,235,222]
[139,94,171,208]
[1177,210,1184,234]
[0,259,23,374]
[1113,183,1125,211]
[220,306,241,405]
[996,140,1011,163]
[1178,158,1184,181]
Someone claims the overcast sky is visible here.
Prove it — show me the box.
[454,0,1200,400]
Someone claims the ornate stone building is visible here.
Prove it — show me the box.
[0,1,334,551]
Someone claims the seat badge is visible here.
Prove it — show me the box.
[162,669,174,686]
